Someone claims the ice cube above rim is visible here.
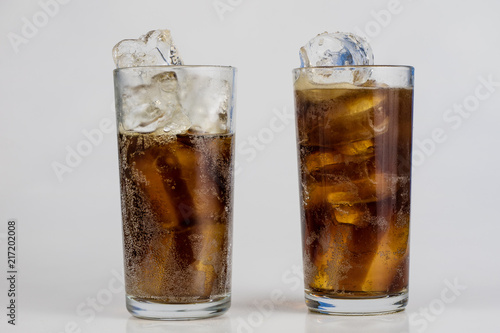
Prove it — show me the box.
[113,29,183,69]
[300,32,374,68]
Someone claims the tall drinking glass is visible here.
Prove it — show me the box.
[114,66,236,320]
[294,66,414,315]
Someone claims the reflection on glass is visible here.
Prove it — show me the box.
[126,316,232,333]
[305,311,409,333]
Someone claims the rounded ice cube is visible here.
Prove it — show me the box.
[300,32,374,68]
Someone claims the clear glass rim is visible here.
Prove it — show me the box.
[114,65,236,73]
[293,65,414,72]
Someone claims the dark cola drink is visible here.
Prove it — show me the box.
[294,72,413,308]
[118,132,234,304]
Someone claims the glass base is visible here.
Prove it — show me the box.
[305,291,408,316]
[126,294,231,320]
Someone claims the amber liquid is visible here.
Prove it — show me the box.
[118,132,234,303]
[295,86,413,298]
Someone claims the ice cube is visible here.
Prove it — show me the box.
[121,71,190,134]
[121,84,170,133]
[335,139,374,156]
[333,204,369,227]
[305,151,344,174]
[135,235,174,296]
[325,172,397,206]
[131,139,184,229]
[305,177,355,208]
[310,221,378,291]
[113,29,183,68]
[179,74,231,134]
[300,32,373,67]
[343,92,384,116]
[311,223,352,291]
[325,179,361,205]
[192,224,226,297]
[361,219,409,292]
[152,72,191,134]
[299,91,387,148]
[328,93,388,146]
[304,151,374,178]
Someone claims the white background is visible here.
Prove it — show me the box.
[1,0,499,332]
